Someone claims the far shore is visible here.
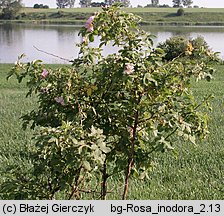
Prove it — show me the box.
[1,7,224,26]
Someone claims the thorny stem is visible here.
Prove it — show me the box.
[193,94,213,111]
[165,127,178,140]
[101,159,109,200]
[122,110,139,200]
[68,167,82,200]
[122,91,142,200]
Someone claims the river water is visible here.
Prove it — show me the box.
[1,23,224,64]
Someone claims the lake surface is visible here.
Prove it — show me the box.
[1,23,224,64]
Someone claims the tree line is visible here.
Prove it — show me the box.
[172,0,193,8]
[148,0,193,8]
[0,0,22,19]
[0,0,195,10]
[56,0,131,8]
[56,0,194,8]
[0,0,195,20]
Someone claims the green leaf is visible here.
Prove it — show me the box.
[83,161,91,171]
[99,143,111,153]
[139,171,146,180]
[87,88,92,96]
[89,34,94,42]
[48,137,58,144]
[155,48,165,55]
[189,135,196,145]
[143,73,158,86]
[159,137,174,151]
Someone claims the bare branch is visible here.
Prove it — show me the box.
[33,46,71,62]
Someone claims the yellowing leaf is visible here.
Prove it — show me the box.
[87,88,92,96]
[92,85,98,91]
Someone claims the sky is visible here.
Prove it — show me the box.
[22,0,224,8]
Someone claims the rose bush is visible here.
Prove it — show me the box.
[3,4,219,199]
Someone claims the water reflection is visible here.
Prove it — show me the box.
[0,23,23,45]
[1,23,224,63]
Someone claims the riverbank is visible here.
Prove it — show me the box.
[1,7,224,26]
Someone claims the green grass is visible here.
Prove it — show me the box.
[21,7,224,13]
[2,7,224,26]
[0,63,223,199]
[0,64,35,197]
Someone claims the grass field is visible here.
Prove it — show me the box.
[0,63,223,199]
[2,7,224,26]
[21,7,224,13]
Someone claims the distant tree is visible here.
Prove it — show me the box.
[91,2,105,7]
[173,0,193,8]
[172,0,181,7]
[145,0,159,8]
[79,0,91,7]
[33,4,49,9]
[104,0,130,7]
[105,0,113,5]
[0,0,22,19]
[0,0,21,8]
[182,0,193,7]
[151,0,159,7]
[159,4,170,8]
[0,0,7,8]
[56,0,68,8]
[122,0,130,7]
[113,0,129,7]
[33,3,40,8]
[67,0,75,8]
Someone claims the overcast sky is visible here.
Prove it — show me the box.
[22,0,224,8]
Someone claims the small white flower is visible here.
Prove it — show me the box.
[40,87,49,94]
[55,96,65,106]
[124,63,135,75]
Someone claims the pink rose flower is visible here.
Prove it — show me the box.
[41,69,48,79]
[85,16,95,32]
[55,96,65,106]
[123,63,135,75]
